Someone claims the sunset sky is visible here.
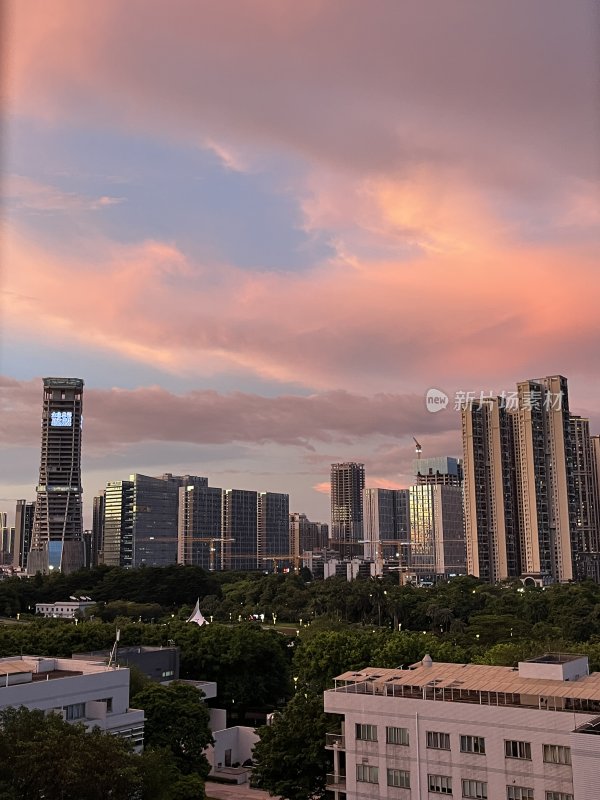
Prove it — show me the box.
[2,0,599,525]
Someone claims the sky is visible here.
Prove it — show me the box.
[2,0,600,526]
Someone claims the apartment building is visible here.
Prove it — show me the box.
[324,653,600,800]
[0,655,144,751]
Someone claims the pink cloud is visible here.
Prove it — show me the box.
[0,376,456,452]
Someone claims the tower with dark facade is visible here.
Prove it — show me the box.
[330,462,365,558]
[28,377,85,574]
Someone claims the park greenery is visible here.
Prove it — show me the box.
[3,566,600,798]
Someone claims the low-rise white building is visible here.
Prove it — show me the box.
[35,599,96,618]
[0,655,144,751]
[324,653,600,800]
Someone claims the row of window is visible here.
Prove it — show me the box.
[356,725,571,765]
[355,767,572,800]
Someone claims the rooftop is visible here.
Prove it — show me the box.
[0,656,125,687]
[329,654,600,714]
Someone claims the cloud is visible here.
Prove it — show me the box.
[0,376,456,452]
[6,174,124,213]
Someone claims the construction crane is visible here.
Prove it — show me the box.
[179,536,234,571]
[413,437,422,460]
[261,555,301,574]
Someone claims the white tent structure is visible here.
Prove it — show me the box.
[186,599,208,626]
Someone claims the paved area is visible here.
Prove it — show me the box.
[206,781,278,800]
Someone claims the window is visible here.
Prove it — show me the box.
[543,745,571,765]
[387,768,410,788]
[386,726,409,746]
[507,788,534,800]
[505,740,532,760]
[356,765,378,784]
[355,723,377,742]
[427,731,451,750]
[428,774,452,794]
[460,735,486,754]
[546,793,573,800]
[64,702,85,721]
[462,780,487,799]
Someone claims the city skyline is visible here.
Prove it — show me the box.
[2,2,599,524]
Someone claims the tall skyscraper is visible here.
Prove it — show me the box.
[330,462,365,558]
[409,484,466,577]
[257,492,290,568]
[223,489,259,570]
[28,377,84,574]
[0,513,13,566]
[91,493,105,565]
[178,484,224,570]
[362,488,410,561]
[462,375,598,584]
[462,398,520,582]
[13,500,35,570]
[102,480,134,567]
[571,417,600,556]
[513,376,576,582]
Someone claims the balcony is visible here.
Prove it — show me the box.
[326,774,346,790]
[325,732,346,749]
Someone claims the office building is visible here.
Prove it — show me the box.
[72,645,181,684]
[325,652,600,800]
[91,493,105,565]
[223,489,259,570]
[362,488,410,561]
[0,655,144,751]
[414,456,463,486]
[28,377,85,574]
[102,480,134,567]
[13,500,35,570]
[462,398,520,582]
[257,491,290,569]
[178,484,224,570]
[409,484,466,577]
[330,463,365,558]
[289,513,329,558]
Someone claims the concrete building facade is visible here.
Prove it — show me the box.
[325,653,600,800]
[0,655,144,751]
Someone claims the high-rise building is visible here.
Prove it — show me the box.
[91,493,105,566]
[223,489,259,570]
[0,513,14,566]
[462,375,600,584]
[102,480,134,567]
[330,462,365,558]
[462,398,520,582]
[28,377,85,574]
[362,488,410,561]
[13,500,35,570]
[289,513,329,557]
[570,417,600,556]
[257,492,290,569]
[130,473,207,567]
[178,484,224,570]
[513,376,577,582]
[409,484,466,577]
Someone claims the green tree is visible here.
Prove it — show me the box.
[252,691,330,800]
[0,706,142,800]
[132,682,213,778]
